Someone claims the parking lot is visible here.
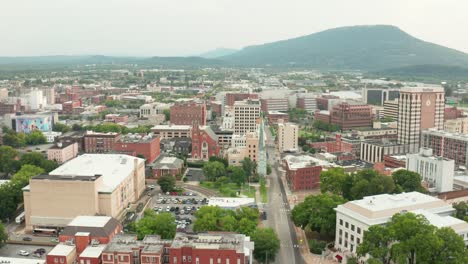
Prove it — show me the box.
[151,193,209,232]
[0,244,53,259]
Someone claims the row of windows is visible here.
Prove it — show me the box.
[339,219,361,234]
[173,256,241,264]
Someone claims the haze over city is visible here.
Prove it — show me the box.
[1,0,468,56]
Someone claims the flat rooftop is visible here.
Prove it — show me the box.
[0,257,45,264]
[337,192,454,224]
[79,245,106,258]
[46,154,144,193]
[283,154,331,169]
[208,198,255,208]
[118,133,156,143]
[170,233,250,254]
[151,125,191,130]
[48,244,75,256]
[68,216,112,228]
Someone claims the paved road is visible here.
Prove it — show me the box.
[264,126,304,264]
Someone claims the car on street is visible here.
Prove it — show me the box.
[18,250,30,256]
[22,237,32,241]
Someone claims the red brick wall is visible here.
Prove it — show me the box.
[314,111,331,124]
[285,164,322,191]
[445,107,464,120]
[153,168,181,178]
[170,102,207,126]
[191,125,220,160]
[47,255,69,264]
[169,247,246,264]
[225,93,258,106]
[78,256,102,264]
[114,136,160,163]
[330,103,373,130]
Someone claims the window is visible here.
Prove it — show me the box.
[60,258,64,264]
[174,257,178,264]
[357,227,361,234]
[210,258,214,264]
[351,224,355,231]
[345,232,348,239]
[227,259,230,264]
[183,256,186,262]
[196,257,200,264]
[80,260,84,264]
[357,238,361,244]
[345,222,349,228]
[340,219,343,226]
[218,258,221,264]
[237,259,241,264]
[54,258,58,264]
[339,229,342,235]
[107,254,113,261]
[188,256,192,262]
[351,235,354,241]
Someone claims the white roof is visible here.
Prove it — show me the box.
[0,257,45,264]
[49,154,144,193]
[329,91,362,99]
[48,244,75,256]
[160,157,177,164]
[68,216,112,228]
[208,197,255,208]
[412,209,468,229]
[351,192,440,212]
[283,155,330,169]
[151,125,191,130]
[79,245,106,258]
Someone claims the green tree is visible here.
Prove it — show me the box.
[453,202,468,222]
[20,152,58,173]
[320,167,347,196]
[251,228,280,263]
[0,146,20,174]
[209,156,228,168]
[0,183,18,220]
[291,194,346,237]
[349,170,395,200]
[157,175,176,193]
[202,161,226,181]
[241,157,256,179]
[357,212,468,264]
[163,109,170,121]
[227,166,246,186]
[52,123,70,133]
[392,170,425,193]
[135,210,176,239]
[11,164,45,187]
[0,223,7,248]
[266,164,272,175]
[25,130,47,145]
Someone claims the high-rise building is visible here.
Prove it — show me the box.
[225,93,258,106]
[421,128,468,167]
[362,87,400,106]
[397,87,445,153]
[383,99,398,121]
[406,148,454,193]
[277,122,298,153]
[330,102,373,130]
[233,99,261,135]
[170,100,206,126]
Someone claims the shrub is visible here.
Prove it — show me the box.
[309,239,326,254]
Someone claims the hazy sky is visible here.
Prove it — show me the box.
[1,0,467,56]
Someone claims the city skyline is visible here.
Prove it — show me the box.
[1,0,468,56]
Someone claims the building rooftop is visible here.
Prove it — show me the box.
[412,209,468,232]
[46,154,144,193]
[170,232,252,255]
[68,216,111,228]
[208,198,255,208]
[79,245,106,258]
[336,192,454,225]
[104,234,168,253]
[84,131,120,137]
[152,156,184,170]
[49,141,76,150]
[48,244,75,256]
[423,128,468,141]
[151,125,191,130]
[400,86,444,93]
[0,257,45,264]
[62,216,121,238]
[268,111,288,115]
[283,154,330,169]
[118,133,156,143]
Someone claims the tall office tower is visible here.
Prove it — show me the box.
[397,87,445,153]
[277,122,299,153]
[233,99,261,135]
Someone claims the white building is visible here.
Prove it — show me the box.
[139,102,171,118]
[27,88,47,110]
[222,106,235,131]
[208,197,255,209]
[334,192,468,254]
[151,125,192,139]
[43,131,62,143]
[233,99,261,135]
[406,148,454,193]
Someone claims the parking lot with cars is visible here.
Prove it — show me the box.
[151,192,209,232]
[0,244,53,259]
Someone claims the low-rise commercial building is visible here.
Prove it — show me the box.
[43,131,62,143]
[151,156,184,178]
[360,140,408,163]
[46,244,77,264]
[84,131,121,153]
[444,117,468,134]
[267,111,289,125]
[282,155,326,191]
[260,98,289,112]
[406,148,454,193]
[47,141,79,164]
[23,154,145,231]
[335,192,468,254]
[151,125,191,139]
[421,129,468,167]
[105,114,129,124]
[170,100,206,126]
[330,102,373,130]
[227,132,259,165]
[113,133,160,163]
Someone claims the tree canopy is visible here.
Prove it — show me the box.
[391,170,425,193]
[291,193,346,236]
[250,228,281,263]
[135,210,176,239]
[193,206,259,236]
[202,161,226,181]
[0,223,7,248]
[157,175,176,193]
[357,212,468,264]
[453,202,468,222]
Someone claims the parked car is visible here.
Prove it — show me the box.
[22,237,32,241]
[35,248,46,254]
[18,250,29,256]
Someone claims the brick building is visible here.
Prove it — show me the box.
[309,135,354,154]
[84,131,121,153]
[283,155,323,191]
[113,133,161,163]
[267,111,289,125]
[314,110,331,124]
[105,114,129,124]
[62,100,82,114]
[296,94,317,113]
[101,235,167,264]
[47,141,79,164]
[191,122,221,160]
[151,156,184,178]
[421,128,468,167]
[170,100,206,126]
[316,95,339,110]
[383,155,407,168]
[0,102,18,116]
[225,93,258,106]
[330,102,373,130]
[445,106,464,120]
[260,98,289,112]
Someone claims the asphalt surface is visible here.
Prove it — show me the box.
[0,244,53,258]
[265,126,305,264]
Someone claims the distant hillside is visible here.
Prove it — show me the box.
[376,64,468,81]
[222,25,468,70]
[199,48,238,58]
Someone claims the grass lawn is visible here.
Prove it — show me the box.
[260,178,268,203]
[200,181,244,197]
